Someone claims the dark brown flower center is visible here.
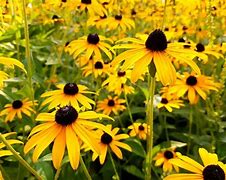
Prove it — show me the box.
[108,99,115,106]
[52,15,59,20]
[117,71,126,77]
[63,83,79,95]
[55,105,78,126]
[62,0,67,2]
[115,15,122,20]
[178,38,185,42]
[87,33,100,44]
[12,100,23,109]
[101,133,112,144]
[145,29,167,52]
[100,14,107,19]
[203,165,225,180]
[94,61,103,69]
[186,76,197,86]
[161,98,168,104]
[138,125,145,131]
[196,43,205,52]
[81,0,91,4]
[163,150,174,159]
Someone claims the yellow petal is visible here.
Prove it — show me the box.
[52,128,66,169]
[66,126,80,170]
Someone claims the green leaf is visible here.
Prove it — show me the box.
[124,138,146,157]
[123,165,144,179]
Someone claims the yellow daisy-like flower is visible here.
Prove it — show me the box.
[111,29,201,85]
[128,122,149,140]
[0,99,36,122]
[157,96,184,112]
[41,83,95,109]
[0,132,23,157]
[74,0,107,16]
[91,125,132,164]
[169,72,220,104]
[154,148,179,173]
[82,58,109,78]
[96,96,126,115]
[110,83,135,96]
[164,148,226,180]
[67,33,114,60]
[24,105,113,170]
[102,14,135,31]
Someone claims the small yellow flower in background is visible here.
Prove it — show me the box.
[154,148,179,173]
[164,148,226,180]
[0,99,36,122]
[82,57,110,78]
[110,83,135,96]
[91,125,132,165]
[96,95,126,115]
[41,83,95,110]
[101,14,135,31]
[169,72,220,104]
[128,122,149,140]
[24,105,113,170]
[67,33,114,60]
[0,132,23,157]
[157,96,184,112]
[74,0,107,16]
[111,29,201,85]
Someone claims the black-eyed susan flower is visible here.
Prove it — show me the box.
[0,99,36,122]
[111,29,201,85]
[154,148,179,173]
[102,14,135,32]
[128,122,149,140]
[157,96,184,112]
[41,83,95,110]
[74,0,107,16]
[91,125,132,164]
[96,96,126,115]
[0,132,23,157]
[169,72,220,104]
[82,57,109,78]
[67,33,114,60]
[110,83,135,96]
[164,148,226,180]
[24,105,113,170]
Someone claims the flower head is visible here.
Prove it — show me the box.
[0,99,36,122]
[128,122,149,140]
[164,148,226,180]
[24,105,113,170]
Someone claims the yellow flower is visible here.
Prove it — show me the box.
[128,122,149,140]
[67,33,114,60]
[74,0,107,16]
[0,99,36,122]
[101,14,135,31]
[169,72,220,104]
[82,57,110,78]
[0,132,23,157]
[157,97,184,112]
[96,96,126,115]
[154,148,179,173]
[24,105,113,170]
[111,29,201,85]
[164,148,226,180]
[91,125,132,164]
[41,83,95,110]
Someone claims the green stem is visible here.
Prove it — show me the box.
[108,150,120,180]
[22,0,34,103]
[0,134,42,180]
[80,156,92,180]
[124,92,134,125]
[163,114,170,146]
[54,167,62,180]
[187,106,193,154]
[145,76,155,180]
